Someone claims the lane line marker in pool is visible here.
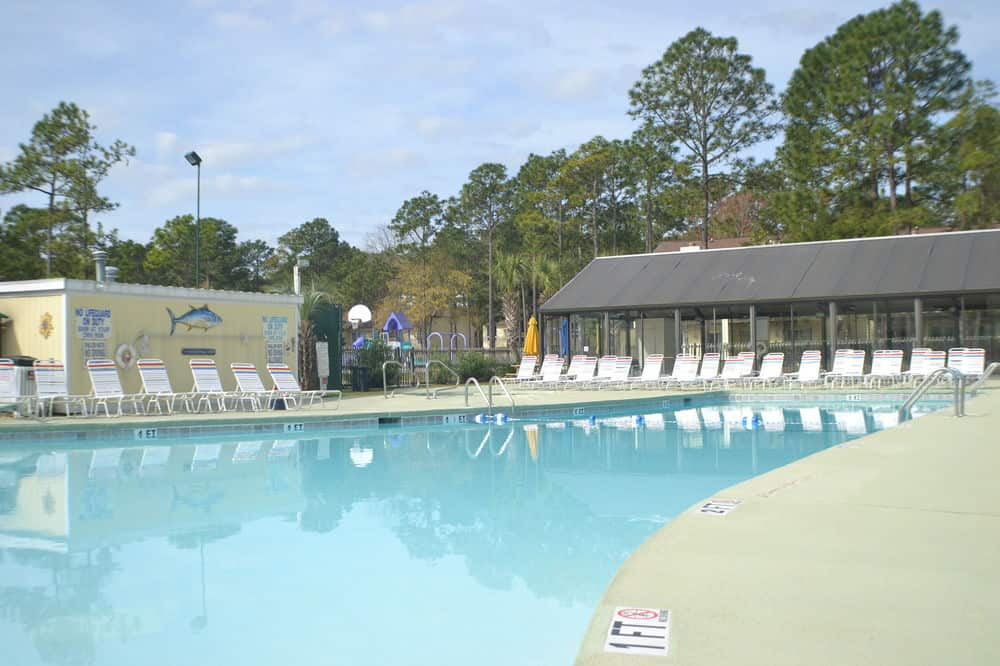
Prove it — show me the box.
[604,607,670,656]
[697,498,742,516]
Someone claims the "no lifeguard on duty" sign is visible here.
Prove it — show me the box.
[603,606,670,656]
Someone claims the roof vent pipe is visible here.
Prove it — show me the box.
[92,250,108,283]
[105,266,119,283]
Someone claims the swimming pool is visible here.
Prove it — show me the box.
[0,398,940,665]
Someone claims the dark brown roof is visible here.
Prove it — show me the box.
[541,230,1000,314]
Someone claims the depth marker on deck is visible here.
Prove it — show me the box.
[697,498,742,516]
[604,607,670,656]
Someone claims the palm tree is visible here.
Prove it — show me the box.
[526,254,558,318]
[493,253,525,355]
[298,290,331,390]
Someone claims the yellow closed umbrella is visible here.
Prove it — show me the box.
[523,316,540,356]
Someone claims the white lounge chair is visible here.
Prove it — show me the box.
[230,362,274,410]
[960,348,986,379]
[784,350,823,388]
[137,358,197,414]
[189,358,251,412]
[590,356,619,383]
[266,362,338,408]
[900,347,931,384]
[661,355,700,388]
[523,356,566,389]
[710,355,747,389]
[0,358,34,416]
[903,348,945,384]
[693,353,721,387]
[748,353,785,388]
[508,355,538,383]
[587,357,632,388]
[86,359,146,417]
[625,354,664,388]
[824,349,865,387]
[33,360,89,417]
[863,350,904,387]
[555,355,597,387]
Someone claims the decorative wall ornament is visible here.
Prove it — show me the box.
[115,343,137,368]
[39,313,54,339]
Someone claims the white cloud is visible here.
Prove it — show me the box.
[415,115,464,140]
[214,10,271,31]
[146,173,277,207]
[154,131,178,159]
[349,147,423,177]
[550,67,603,101]
[197,135,315,168]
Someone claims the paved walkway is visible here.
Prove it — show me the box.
[575,386,1000,666]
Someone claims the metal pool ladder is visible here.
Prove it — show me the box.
[898,367,965,421]
[464,375,516,415]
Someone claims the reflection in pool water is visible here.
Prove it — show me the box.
[0,402,920,665]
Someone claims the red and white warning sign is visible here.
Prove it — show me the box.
[604,606,670,656]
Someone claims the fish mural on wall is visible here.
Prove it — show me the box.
[167,305,223,335]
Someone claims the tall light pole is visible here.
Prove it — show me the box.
[185,151,202,287]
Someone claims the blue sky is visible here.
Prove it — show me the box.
[1,0,998,248]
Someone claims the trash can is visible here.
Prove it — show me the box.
[351,366,371,392]
[7,356,36,399]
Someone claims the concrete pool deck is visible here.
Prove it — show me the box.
[575,384,1000,666]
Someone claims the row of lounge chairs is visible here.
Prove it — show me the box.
[506,347,987,390]
[0,357,339,418]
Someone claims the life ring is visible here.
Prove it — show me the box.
[115,343,137,368]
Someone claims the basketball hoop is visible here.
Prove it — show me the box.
[347,304,372,333]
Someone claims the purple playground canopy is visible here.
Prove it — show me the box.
[383,311,412,332]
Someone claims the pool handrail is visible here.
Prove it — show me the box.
[382,360,405,398]
[465,376,489,409]
[966,362,999,397]
[488,375,515,414]
[898,367,965,421]
[427,360,460,398]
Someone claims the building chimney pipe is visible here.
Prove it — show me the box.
[92,250,108,283]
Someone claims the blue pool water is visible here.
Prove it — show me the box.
[0,399,937,665]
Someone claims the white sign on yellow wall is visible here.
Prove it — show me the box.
[74,306,113,360]
[262,315,288,364]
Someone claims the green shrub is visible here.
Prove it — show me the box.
[356,339,398,388]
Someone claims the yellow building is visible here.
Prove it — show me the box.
[0,278,301,396]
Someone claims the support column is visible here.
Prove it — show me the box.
[674,309,682,355]
[827,301,838,371]
[749,303,758,371]
[914,298,924,348]
[603,312,611,356]
[539,313,545,356]
[638,315,645,367]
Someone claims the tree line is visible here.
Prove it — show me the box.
[2,1,998,351]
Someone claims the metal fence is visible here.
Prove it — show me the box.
[340,347,519,390]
